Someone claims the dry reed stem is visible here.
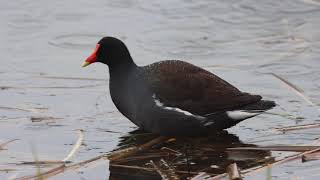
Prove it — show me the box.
[114,153,171,163]
[37,76,106,81]
[271,73,319,110]
[20,129,84,165]
[243,146,320,176]
[210,173,228,180]
[150,160,171,180]
[190,172,215,180]
[227,163,242,180]
[62,129,84,162]
[211,142,320,179]
[158,159,180,180]
[302,151,320,162]
[0,106,30,112]
[274,123,320,132]
[0,84,105,90]
[227,145,320,152]
[110,164,215,176]
[108,136,170,162]
[0,139,18,150]
[20,161,65,165]
[15,136,169,180]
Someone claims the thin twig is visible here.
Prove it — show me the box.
[158,159,180,180]
[161,147,182,155]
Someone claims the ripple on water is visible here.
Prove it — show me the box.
[257,62,314,76]
[236,0,319,14]
[138,29,214,56]
[48,34,104,49]
[312,75,320,89]
[54,12,89,22]
[105,0,138,8]
[300,0,320,6]
[7,17,48,31]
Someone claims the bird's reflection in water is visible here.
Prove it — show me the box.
[109,129,273,180]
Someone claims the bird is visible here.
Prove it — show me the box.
[81,37,275,136]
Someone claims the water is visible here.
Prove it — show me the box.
[0,0,320,179]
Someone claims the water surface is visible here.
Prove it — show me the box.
[0,0,320,179]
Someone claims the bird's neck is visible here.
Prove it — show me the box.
[108,58,138,91]
[108,59,138,121]
[108,59,137,77]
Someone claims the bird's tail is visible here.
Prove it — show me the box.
[241,100,276,111]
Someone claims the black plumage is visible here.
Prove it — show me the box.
[82,37,275,136]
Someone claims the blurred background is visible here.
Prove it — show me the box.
[0,0,320,179]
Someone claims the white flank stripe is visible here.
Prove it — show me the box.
[152,94,204,119]
[226,110,260,120]
[204,122,214,126]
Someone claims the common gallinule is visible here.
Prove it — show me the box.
[82,37,275,136]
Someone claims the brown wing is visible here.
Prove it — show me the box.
[143,60,261,115]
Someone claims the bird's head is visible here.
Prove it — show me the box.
[82,37,132,68]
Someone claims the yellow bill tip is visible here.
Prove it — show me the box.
[81,61,91,67]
